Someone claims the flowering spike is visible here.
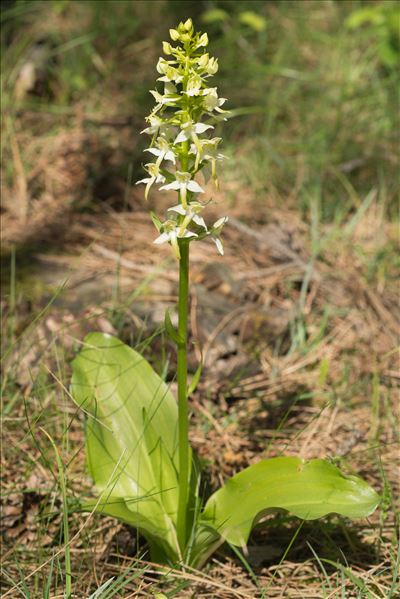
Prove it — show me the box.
[137,21,229,258]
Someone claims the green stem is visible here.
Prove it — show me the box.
[176,239,190,553]
[176,137,190,555]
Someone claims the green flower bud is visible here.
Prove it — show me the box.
[169,28,180,41]
[197,33,208,47]
[162,41,173,55]
[182,18,193,32]
[197,53,209,68]
[207,57,218,75]
[156,57,169,74]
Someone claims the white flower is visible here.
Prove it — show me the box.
[149,83,181,112]
[185,74,203,96]
[136,163,166,200]
[196,54,219,76]
[197,53,209,68]
[156,58,183,83]
[189,136,226,174]
[141,115,176,138]
[213,237,224,255]
[194,32,208,49]
[144,137,176,166]
[168,202,207,235]
[156,57,174,74]
[202,87,227,113]
[175,121,214,160]
[206,57,218,76]
[159,171,204,208]
[154,219,197,259]
[210,216,228,255]
[174,121,214,145]
[157,68,183,84]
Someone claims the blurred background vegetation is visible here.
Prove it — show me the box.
[1,0,398,229]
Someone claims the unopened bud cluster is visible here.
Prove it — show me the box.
[137,19,228,259]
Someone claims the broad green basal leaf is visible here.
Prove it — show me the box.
[71,332,187,561]
[198,457,380,548]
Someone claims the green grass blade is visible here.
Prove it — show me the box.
[41,429,72,599]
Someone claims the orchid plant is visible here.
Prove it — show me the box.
[71,20,379,570]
